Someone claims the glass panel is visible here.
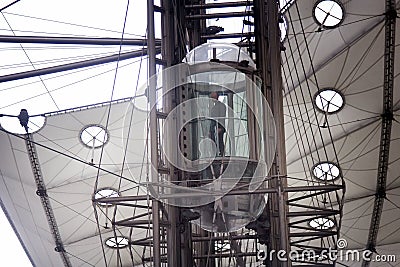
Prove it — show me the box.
[184,43,256,68]
[188,88,249,160]
[185,70,250,160]
[232,91,249,157]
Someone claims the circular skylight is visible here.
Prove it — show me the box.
[105,236,129,249]
[0,113,46,134]
[94,188,120,206]
[309,217,335,229]
[313,0,344,29]
[80,124,109,148]
[312,161,341,181]
[314,88,344,114]
[279,15,288,42]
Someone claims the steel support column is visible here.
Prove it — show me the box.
[160,0,188,266]
[362,1,396,266]
[254,0,290,266]
[147,0,161,266]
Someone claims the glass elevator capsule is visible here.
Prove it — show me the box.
[170,43,276,232]
[126,43,277,232]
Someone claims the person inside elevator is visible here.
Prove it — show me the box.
[209,91,226,156]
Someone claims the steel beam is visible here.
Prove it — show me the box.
[0,35,161,46]
[284,184,343,193]
[254,1,290,266]
[289,231,337,238]
[147,1,161,266]
[94,184,343,204]
[185,1,252,9]
[362,1,396,266]
[113,219,169,227]
[287,210,339,217]
[25,134,71,267]
[193,252,258,259]
[160,0,183,266]
[0,48,160,83]
[186,11,253,20]
[192,235,258,242]
[0,0,20,11]
[201,32,254,40]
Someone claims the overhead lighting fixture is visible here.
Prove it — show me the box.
[312,161,341,181]
[313,0,344,29]
[309,217,335,230]
[314,88,344,114]
[105,236,129,249]
[94,188,120,207]
[79,124,109,148]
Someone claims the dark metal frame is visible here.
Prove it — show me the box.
[312,0,346,30]
[313,88,345,115]
[25,134,71,267]
[362,0,397,265]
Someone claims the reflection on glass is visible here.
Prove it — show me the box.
[188,88,250,160]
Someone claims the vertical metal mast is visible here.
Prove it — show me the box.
[254,0,290,266]
[161,1,180,264]
[147,0,161,266]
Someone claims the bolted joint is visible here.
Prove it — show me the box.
[178,222,186,234]
[385,8,398,20]
[381,110,394,121]
[36,187,47,197]
[376,187,386,199]
[367,243,377,253]
[54,243,65,253]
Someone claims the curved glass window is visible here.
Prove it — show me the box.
[314,88,344,114]
[312,161,341,181]
[105,236,129,249]
[184,43,256,68]
[187,79,250,160]
[313,0,344,29]
[80,124,109,148]
[309,217,335,229]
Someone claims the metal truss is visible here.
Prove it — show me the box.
[25,134,71,267]
[362,1,397,266]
